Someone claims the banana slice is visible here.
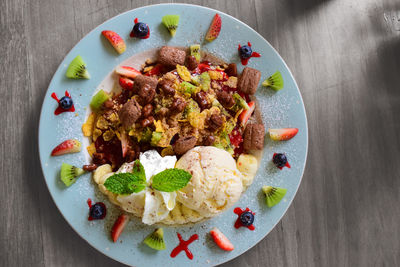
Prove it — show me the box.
[169,203,186,224]
[93,164,112,184]
[237,154,258,188]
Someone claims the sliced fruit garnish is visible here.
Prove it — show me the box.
[238,101,255,126]
[262,186,287,207]
[101,30,126,54]
[190,44,201,62]
[143,228,166,250]
[269,128,299,141]
[162,15,180,36]
[120,131,129,158]
[119,77,134,90]
[262,71,284,91]
[51,139,81,156]
[60,163,85,186]
[90,89,109,111]
[66,55,90,79]
[210,227,234,251]
[205,13,222,42]
[111,214,129,242]
[115,66,141,79]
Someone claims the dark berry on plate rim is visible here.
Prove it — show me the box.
[170,233,199,260]
[272,153,291,170]
[87,199,107,220]
[51,91,75,115]
[240,211,255,226]
[239,45,252,59]
[234,207,255,230]
[59,96,73,110]
[130,18,150,39]
[238,42,261,65]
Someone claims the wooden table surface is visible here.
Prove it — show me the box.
[1,0,399,266]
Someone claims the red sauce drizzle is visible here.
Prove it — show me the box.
[87,198,107,221]
[51,91,75,115]
[234,207,255,230]
[238,42,261,66]
[130,18,150,39]
[170,233,199,260]
[273,153,291,170]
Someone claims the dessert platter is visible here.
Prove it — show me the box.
[38,4,307,267]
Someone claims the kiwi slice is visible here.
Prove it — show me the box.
[143,228,166,250]
[190,44,201,62]
[262,186,287,207]
[262,71,284,91]
[90,90,109,111]
[180,81,198,95]
[66,55,90,79]
[162,15,180,37]
[60,163,85,187]
[191,72,210,91]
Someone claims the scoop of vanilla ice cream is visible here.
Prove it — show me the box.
[175,146,244,217]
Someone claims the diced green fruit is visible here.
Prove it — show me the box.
[143,228,166,250]
[66,55,90,79]
[230,93,249,112]
[190,44,201,62]
[139,127,152,142]
[180,82,198,95]
[262,186,287,207]
[60,163,85,187]
[184,99,200,115]
[262,71,284,91]
[199,72,211,91]
[90,90,109,111]
[162,15,180,37]
[151,132,163,146]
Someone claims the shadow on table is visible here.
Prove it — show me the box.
[282,0,333,19]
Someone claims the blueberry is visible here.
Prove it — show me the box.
[239,45,252,59]
[273,153,288,168]
[132,22,149,38]
[240,211,254,226]
[90,203,106,220]
[59,96,73,110]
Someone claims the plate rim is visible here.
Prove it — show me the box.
[38,3,308,266]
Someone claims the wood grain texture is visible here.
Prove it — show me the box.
[1,0,399,266]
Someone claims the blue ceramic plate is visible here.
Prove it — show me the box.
[39,3,307,267]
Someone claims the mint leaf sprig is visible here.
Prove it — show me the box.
[152,169,192,192]
[103,160,192,195]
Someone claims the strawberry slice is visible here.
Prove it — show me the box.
[51,139,81,156]
[102,30,126,54]
[205,14,222,42]
[115,66,141,79]
[119,77,134,90]
[120,131,129,158]
[210,227,234,251]
[238,101,255,126]
[111,214,129,242]
[145,64,163,76]
[269,128,299,141]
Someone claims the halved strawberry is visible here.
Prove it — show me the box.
[119,77,134,90]
[145,64,163,76]
[269,128,299,141]
[51,139,81,156]
[102,30,126,54]
[205,13,222,42]
[238,101,255,126]
[120,131,129,158]
[115,66,141,79]
[111,214,129,242]
[210,227,234,251]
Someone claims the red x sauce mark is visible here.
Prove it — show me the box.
[170,233,199,260]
